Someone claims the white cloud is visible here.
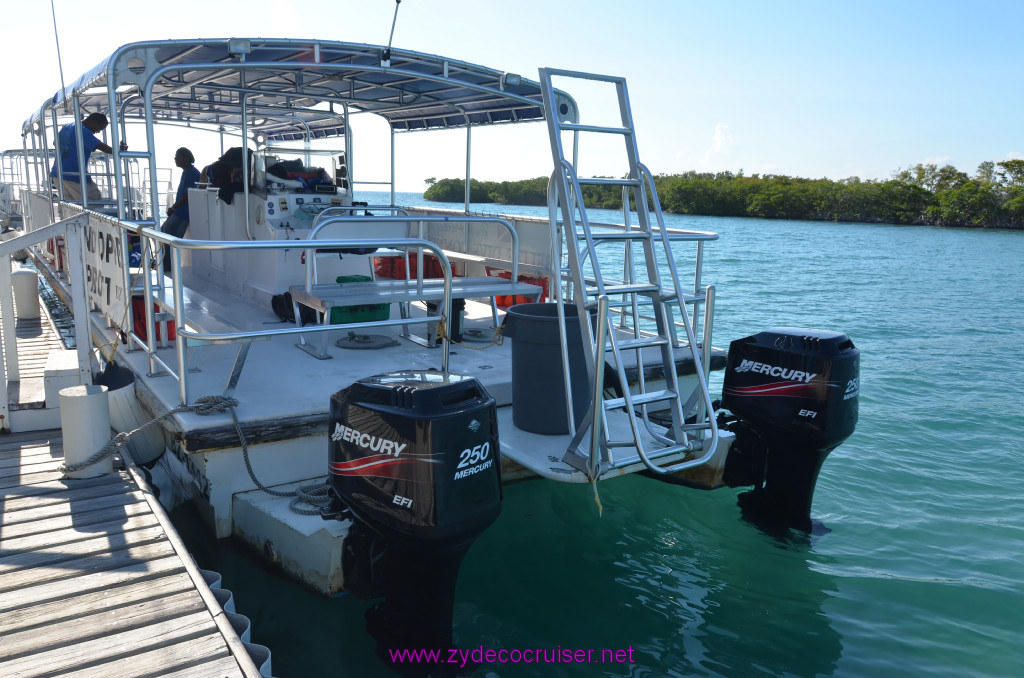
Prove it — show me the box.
[709,123,735,154]
[697,123,735,170]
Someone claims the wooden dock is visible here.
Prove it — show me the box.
[0,428,266,677]
[5,290,65,412]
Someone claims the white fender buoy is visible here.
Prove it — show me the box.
[108,380,167,464]
[211,587,236,613]
[97,363,167,464]
[11,268,40,320]
[225,611,252,643]
[59,384,112,478]
[243,643,273,677]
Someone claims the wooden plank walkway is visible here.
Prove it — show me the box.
[4,288,65,409]
[0,429,265,678]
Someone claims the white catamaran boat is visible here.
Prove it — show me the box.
[1,38,859,651]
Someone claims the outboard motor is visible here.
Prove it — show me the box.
[322,370,501,659]
[719,328,859,531]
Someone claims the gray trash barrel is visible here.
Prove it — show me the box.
[503,303,591,434]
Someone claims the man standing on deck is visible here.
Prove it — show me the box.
[160,147,200,272]
[49,112,127,202]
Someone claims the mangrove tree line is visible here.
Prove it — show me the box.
[422,160,1024,229]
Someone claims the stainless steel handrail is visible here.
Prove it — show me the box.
[577,221,719,242]
[306,214,523,291]
[139,228,456,404]
[629,164,719,474]
[587,295,610,478]
[311,205,410,227]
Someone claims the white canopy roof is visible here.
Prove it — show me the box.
[25,38,572,141]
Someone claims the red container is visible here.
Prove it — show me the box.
[47,237,67,270]
[374,253,447,280]
[131,296,176,341]
[487,269,549,309]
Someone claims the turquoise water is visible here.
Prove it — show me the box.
[172,194,1024,677]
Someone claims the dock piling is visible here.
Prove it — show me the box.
[58,384,113,478]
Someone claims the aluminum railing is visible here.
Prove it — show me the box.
[310,205,410,227]
[304,214,526,291]
[561,220,718,347]
[139,228,459,405]
[0,213,94,430]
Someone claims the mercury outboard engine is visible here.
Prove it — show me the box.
[322,370,501,661]
[719,328,859,531]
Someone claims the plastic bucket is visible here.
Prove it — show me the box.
[503,303,592,434]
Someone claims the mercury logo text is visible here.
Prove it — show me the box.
[331,423,407,457]
[454,442,492,480]
[734,359,817,384]
[843,378,859,400]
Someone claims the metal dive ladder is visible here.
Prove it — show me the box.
[538,67,719,479]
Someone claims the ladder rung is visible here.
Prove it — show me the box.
[611,336,669,351]
[604,389,677,410]
[604,298,654,308]
[585,283,659,296]
[559,123,632,135]
[632,288,678,303]
[578,231,651,241]
[641,444,693,460]
[606,443,692,465]
[575,177,642,187]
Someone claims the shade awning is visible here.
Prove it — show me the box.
[26,39,571,141]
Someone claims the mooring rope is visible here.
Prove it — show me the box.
[434,316,506,350]
[61,394,331,515]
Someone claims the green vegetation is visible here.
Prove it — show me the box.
[423,160,1024,229]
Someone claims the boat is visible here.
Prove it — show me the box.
[0,38,860,654]
[0,150,44,231]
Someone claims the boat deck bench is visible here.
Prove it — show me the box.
[136,276,271,401]
[288,276,544,359]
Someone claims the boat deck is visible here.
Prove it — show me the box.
[0,428,266,678]
[114,280,714,476]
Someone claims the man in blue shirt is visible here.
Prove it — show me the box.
[49,112,127,202]
[161,147,201,272]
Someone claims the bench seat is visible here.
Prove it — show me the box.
[288,276,544,359]
[288,276,543,312]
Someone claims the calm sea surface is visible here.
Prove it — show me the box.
[171,192,1024,677]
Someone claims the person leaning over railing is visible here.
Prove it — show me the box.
[161,147,200,272]
[49,112,127,202]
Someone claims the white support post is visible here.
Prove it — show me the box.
[464,122,472,212]
[0,258,8,432]
[64,216,93,384]
[0,257,17,382]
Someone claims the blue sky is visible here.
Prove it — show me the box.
[1,1,1020,190]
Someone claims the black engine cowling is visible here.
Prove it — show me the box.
[322,370,502,658]
[720,328,859,530]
